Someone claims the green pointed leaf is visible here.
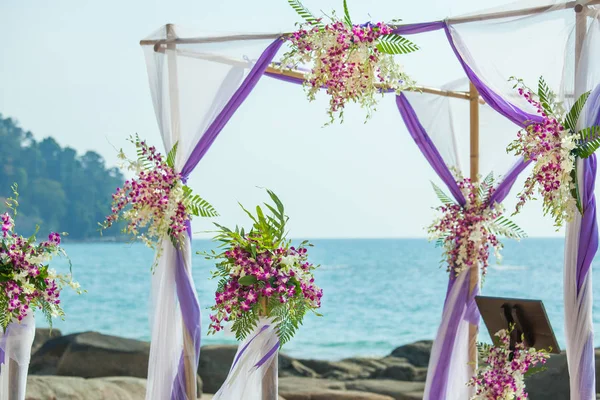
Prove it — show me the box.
[565,91,591,132]
[569,166,583,214]
[573,126,600,159]
[376,34,419,55]
[238,275,258,286]
[287,0,323,27]
[343,0,352,27]
[524,365,547,377]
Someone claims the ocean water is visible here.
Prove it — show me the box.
[42,238,597,360]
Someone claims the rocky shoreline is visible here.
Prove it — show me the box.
[24,329,600,399]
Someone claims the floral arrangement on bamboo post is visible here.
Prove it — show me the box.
[101,136,218,265]
[468,326,550,399]
[507,77,600,228]
[428,172,526,278]
[280,0,418,124]
[0,184,82,329]
[203,190,322,344]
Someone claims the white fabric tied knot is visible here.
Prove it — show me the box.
[213,317,280,400]
[0,312,36,400]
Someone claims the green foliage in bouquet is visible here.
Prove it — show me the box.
[202,190,322,345]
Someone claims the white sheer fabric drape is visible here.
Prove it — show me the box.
[562,8,600,400]
[0,313,35,400]
[422,271,472,400]
[141,25,278,399]
[213,318,279,400]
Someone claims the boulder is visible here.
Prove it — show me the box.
[389,341,432,368]
[279,377,346,396]
[198,345,238,394]
[345,380,425,400]
[32,328,62,355]
[25,375,146,400]
[29,334,74,375]
[49,332,150,378]
[296,359,373,380]
[525,352,570,400]
[279,353,318,378]
[281,390,394,400]
[372,358,418,381]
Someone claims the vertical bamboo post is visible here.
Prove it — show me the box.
[8,358,19,400]
[468,81,480,371]
[166,23,197,400]
[259,297,277,400]
[575,3,585,75]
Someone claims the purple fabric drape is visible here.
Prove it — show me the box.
[181,38,284,178]
[391,21,445,35]
[443,23,544,127]
[396,94,466,205]
[169,38,283,399]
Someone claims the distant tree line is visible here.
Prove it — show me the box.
[0,114,124,240]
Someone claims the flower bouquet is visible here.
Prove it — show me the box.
[428,172,526,278]
[0,185,81,400]
[280,0,418,123]
[0,184,81,329]
[468,326,550,400]
[101,136,218,264]
[507,77,600,227]
[204,189,322,345]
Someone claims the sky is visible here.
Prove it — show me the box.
[0,0,571,238]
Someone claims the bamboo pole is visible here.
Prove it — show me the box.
[166,24,197,400]
[152,45,478,102]
[259,298,277,400]
[468,81,480,373]
[8,358,19,400]
[575,4,586,73]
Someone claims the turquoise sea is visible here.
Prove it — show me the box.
[42,239,597,360]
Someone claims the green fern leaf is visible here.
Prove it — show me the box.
[184,191,219,218]
[231,309,260,341]
[376,34,419,55]
[479,172,495,203]
[537,77,554,117]
[565,91,591,132]
[490,216,527,239]
[166,141,178,168]
[431,182,455,205]
[287,0,323,27]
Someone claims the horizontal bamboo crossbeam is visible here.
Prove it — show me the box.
[447,0,600,24]
[140,33,280,46]
[153,46,480,102]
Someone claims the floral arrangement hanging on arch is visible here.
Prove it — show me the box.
[279,0,418,124]
[203,190,322,345]
[428,172,526,279]
[0,184,82,329]
[507,77,600,228]
[468,326,550,400]
[101,136,218,265]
